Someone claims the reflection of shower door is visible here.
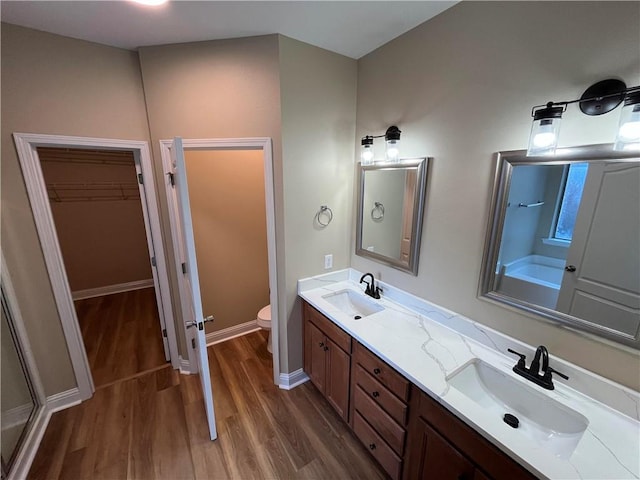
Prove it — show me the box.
[1,281,41,478]
[556,163,640,337]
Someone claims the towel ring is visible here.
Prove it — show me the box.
[316,205,333,227]
[371,202,385,220]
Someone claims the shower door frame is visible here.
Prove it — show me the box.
[1,252,48,480]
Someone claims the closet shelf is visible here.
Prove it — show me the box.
[46,182,140,202]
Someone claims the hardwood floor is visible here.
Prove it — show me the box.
[28,330,386,479]
[75,288,167,387]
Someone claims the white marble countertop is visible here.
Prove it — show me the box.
[298,269,640,480]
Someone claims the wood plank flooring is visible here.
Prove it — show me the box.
[28,330,386,479]
[75,288,167,387]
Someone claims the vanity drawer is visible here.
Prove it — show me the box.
[304,302,351,353]
[353,411,403,480]
[355,364,408,426]
[353,385,406,456]
[354,342,409,401]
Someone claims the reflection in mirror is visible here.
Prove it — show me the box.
[480,145,640,349]
[356,158,429,275]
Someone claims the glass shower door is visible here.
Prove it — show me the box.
[1,286,39,479]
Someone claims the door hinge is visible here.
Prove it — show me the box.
[181,262,187,274]
[151,256,157,267]
[137,173,143,184]
[191,338,196,349]
[167,172,175,186]
[162,328,167,338]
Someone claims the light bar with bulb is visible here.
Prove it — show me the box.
[358,126,402,164]
[527,79,640,157]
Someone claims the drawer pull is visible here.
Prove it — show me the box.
[369,443,376,450]
[373,368,381,375]
[372,391,380,398]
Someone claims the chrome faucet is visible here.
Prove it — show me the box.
[359,273,382,299]
[507,345,568,390]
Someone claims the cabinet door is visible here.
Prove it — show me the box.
[307,321,327,394]
[404,417,475,480]
[325,338,351,421]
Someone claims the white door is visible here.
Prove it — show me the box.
[556,162,640,337]
[170,137,218,440]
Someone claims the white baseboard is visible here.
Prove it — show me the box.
[1,403,34,431]
[279,368,310,390]
[72,279,154,300]
[46,388,82,413]
[178,355,195,375]
[206,320,261,346]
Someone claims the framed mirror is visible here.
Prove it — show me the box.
[356,158,429,275]
[480,144,640,349]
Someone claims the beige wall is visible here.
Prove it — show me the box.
[39,150,152,292]
[279,36,357,372]
[184,149,269,333]
[353,2,640,389]
[137,35,283,361]
[1,24,153,396]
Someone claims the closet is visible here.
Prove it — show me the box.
[37,148,166,387]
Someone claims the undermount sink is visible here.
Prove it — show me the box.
[322,289,384,318]
[447,359,589,459]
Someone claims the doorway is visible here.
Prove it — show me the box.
[160,138,281,385]
[38,146,167,387]
[13,133,178,400]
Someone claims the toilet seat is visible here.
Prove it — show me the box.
[257,305,271,329]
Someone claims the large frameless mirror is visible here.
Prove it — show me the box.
[480,144,640,349]
[356,158,429,275]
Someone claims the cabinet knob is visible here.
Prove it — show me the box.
[323,346,329,351]
[373,368,381,375]
[565,265,577,272]
[369,443,376,450]
[372,391,380,398]
[318,342,324,348]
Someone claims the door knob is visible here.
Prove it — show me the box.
[203,315,214,323]
[185,321,197,329]
[565,265,577,272]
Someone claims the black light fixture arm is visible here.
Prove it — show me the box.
[531,80,640,117]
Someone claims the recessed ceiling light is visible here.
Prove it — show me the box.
[130,0,168,6]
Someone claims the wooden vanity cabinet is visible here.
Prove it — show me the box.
[303,302,351,421]
[350,342,411,480]
[404,385,537,480]
[302,301,537,480]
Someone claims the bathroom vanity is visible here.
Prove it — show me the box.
[299,269,640,480]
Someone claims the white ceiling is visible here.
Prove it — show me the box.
[0,1,457,59]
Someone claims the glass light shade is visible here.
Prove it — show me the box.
[527,117,561,156]
[614,102,640,151]
[385,139,400,162]
[360,137,374,165]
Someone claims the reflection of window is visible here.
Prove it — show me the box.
[554,163,588,241]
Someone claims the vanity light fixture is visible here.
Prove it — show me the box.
[359,126,402,164]
[527,79,640,156]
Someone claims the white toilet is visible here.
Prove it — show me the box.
[256,304,272,353]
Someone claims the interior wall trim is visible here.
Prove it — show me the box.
[71,279,154,300]
[178,355,195,375]
[205,320,261,346]
[278,368,310,390]
[159,137,281,387]
[12,133,181,404]
[46,388,82,413]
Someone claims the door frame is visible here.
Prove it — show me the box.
[159,137,281,385]
[12,133,179,400]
